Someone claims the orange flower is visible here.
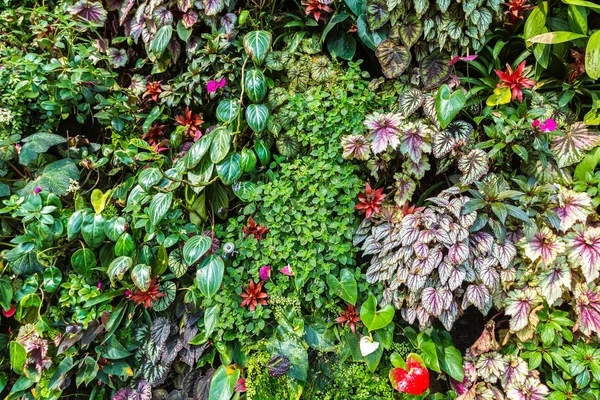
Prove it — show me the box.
[175,107,204,140]
[240,279,268,311]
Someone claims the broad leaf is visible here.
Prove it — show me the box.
[216,153,242,185]
[168,248,189,277]
[71,248,95,277]
[375,39,411,79]
[19,133,66,165]
[243,31,272,65]
[587,30,600,79]
[421,287,452,317]
[196,255,224,298]
[203,0,224,15]
[421,51,451,90]
[435,84,466,129]
[326,269,358,305]
[244,69,267,103]
[399,16,423,47]
[82,213,106,248]
[245,104,269,133]
[216,99,241,123]
[183,235,212,265]
[186,133,214,169]
[458,149,488,185]
[366,0,389,30]
[152,25,172,56]
[210,127,232,164]
[138,168,162,191]
[107,256,133,284]
[148,192,173,225]
[569,226,600,283]
[398,88,424,117]
[360,294,395,331]
[551,122,600,168]
[131,264,151,291]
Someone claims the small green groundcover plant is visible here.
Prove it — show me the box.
[1,0,600,399]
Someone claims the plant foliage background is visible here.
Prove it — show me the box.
[1,0,600,399]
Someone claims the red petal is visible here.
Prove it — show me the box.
[2,305,16,318]
[514,60,526,77]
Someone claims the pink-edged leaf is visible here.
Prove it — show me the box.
[554,188,592,231]
[491,240,516,268]
[152,6,173,26]
[448,241,469,264]
[364,112,402,154]
[421,287,452,316]
[177,0,193,12]
[538,261,570,305]
[400,123,431,163]
[568,226,600,283]
[523,226,565,266]
[182,10,198,28]
[458,149,489,185]
[505,289,538,332]
[203,0,225,15]
[574,284,600,336]
[551,122,600,168]
[462,284,492,313]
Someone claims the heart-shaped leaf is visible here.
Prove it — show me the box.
[359,335,380,356]
[375,39,411,79]
[421,50,451,90]
[435,84,466,129]
[326,269,357,305]
[245,104,269,133]
[366,0,389,30]
[389,353,430,395]
[243,31,272,65]
[244,69,267,103]
[360,294,395,331]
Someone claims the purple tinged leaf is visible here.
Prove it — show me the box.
[569,226,600,283]
[551,122,600,168]
[108,48,128,68]
[439,300,459,331]
[477,258,500,291]
[422,287,452,316]
[501,355,529,388]
[424,247,443,274]
[505,289,538,332]
[506,375,550,400]
[220,13,237,34]
[407,273,426,291]
[119,0,135,26]
[182,11,198,29]
[394,175,416,205]
[462,284,491,313]
[538,261,570,305]
[523,226,564,266]
[69,0,107,23]
[399,123,431,163]
[153,7,173,26]
[341,135,371,160]
[177,0,193,12]
[574,284,600,336]
[402,157,431,180]
[448,241,469,264]
[448,265,466,291]
[364,112,402,154]
[413,242,429,259]
[438,261,452,285]
[400,215,421,246]
[203,0,225,16]
[416,304,432,329]
[130,17,145,43]
[472,232,494,254]
[475,352,507,383]
[402,307,417,324]
[491,240,516,268]
[554,187,592,231]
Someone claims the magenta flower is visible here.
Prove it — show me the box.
[280,265,294,276]
[540,118,557,132]
[259,265,271,281]
[217,78,226,88]
[448,55,478,66]
[124,289,131,297]
[34,187,42,195]
[531,119,541,128]
[234,378,247,393]
[97,282,102,290]
[207,78,226,93]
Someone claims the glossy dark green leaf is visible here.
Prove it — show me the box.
[71,248,96,277]
[148,192,173,225]
[210,127,232,164]
[195,255,224,298]
[243,31,272,64]
[81,214,106,248]
[216,153,242,185]
[245,104,269,133]
[183,235,212,265]
[244,69,267,103]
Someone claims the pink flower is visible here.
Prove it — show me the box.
[124,290,131,297]
[280,265,294,276]
[540,118,557,132]
[259,265,271,281]
[207,80,218,93]
[34,187,42,195]
[217,78,226,88]
[448,54,478,66]
[97,282,102,290]
[531,119,540,128]
[234,378,246,393]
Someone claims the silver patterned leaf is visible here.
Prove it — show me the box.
[477,258,500,292]
[422,287,452,316]
[462,284,492,314]
[413,242,429,259]
[438,261,453,285]
[491,240,516,268]
[471,232,494,254]
[416,305,432,328]
[551,122,600,168]
[424,247,443,274]
[362,236,383,256]
[151,317,172,346]
[448,265,466,291]
[401,307,417,324]
[449,241,469,264]
[407,273,427,291]
[458,149,489,185]
[439,300,459,330]
[398,88,424,118]
[538,261,571,305]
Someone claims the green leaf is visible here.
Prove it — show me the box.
[356,14,385,51]
[152,25,173,56]
[561,0,600,13]
[418,335,441,372]
[204,305,220,338]
[322,12,350,42]
[107,256,133,284]
[326,269,358,305]
[421,50,451,90]
[568,5,588,35]
[245,104,269,133]
[376,39,410,79]
[186,133,214,169]
[574,147,600,180]
[48,356,74,391]
[81,213,106,249]
[0,279,13,311]
[10,341,27,374]
[326,30,357,60]
[138,168,162,191]
[90,189,110,214]
[366,0,389,30]
[440,345,463,382]
[168,248,189,277]
[114,232,135,258]
[183,235,212,265]
[254,140,271,166]
[152,281,176,312]
[216,153,242,185]
[177,19,192,42]
[528,31,587,44]
[18,159,80,196]
[436,84,466,129]
[399,16,423,47]
[486,86,512,106]
[195,255,224,298]
[76,356,98,387]
[244,69,267,103]
[360,294,395,331]
[153,245,168,276]
[67,211,84,240]
[209,365,240,400]
[586,30,600,79]
[71,248,96,277]
[210,127,232,164]
[216,99,241,123]
[345,0,366,16]
[131,264,151,291]
[364,340,384,373]
[143,105,162,133]
[524,5,548,45]
[19,133,66,166]
[243,31,272,65]
[240,148,257,172]
[148,192,173,225]
[43,266,62,293]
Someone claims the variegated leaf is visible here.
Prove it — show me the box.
[538,261,570,305]
[448,241,469,264]
[366,0,390,30]
[398,88,424,117]
[394,174,416,205]
[401,307,417,324]
[202,0,224,16]
[491,240,516,268]
[551,122,600,168]
[505,289,538,332]
[462,284,492,314]
[458,149,488,185]
[439,301,459,330]
[568,226,600,283]
[472,232,494,254]
[375,40,411,79]
[420,50,451,90]
[476,258,500,291]
[400,123,431,163]
[448,265,466,291]
[399,16,423,47]
[407,273,426,291]
[421,287,452,316]
[554,187,592,232]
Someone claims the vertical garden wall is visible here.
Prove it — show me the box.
[1,0,600,399]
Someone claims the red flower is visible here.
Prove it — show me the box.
[401,202,424,217]
[141,124,170,153]
[240,279,268,312]
[495,61,536,102]
[389,353,430,395]
[128,278,166,308]
[175,107,204,140]
[143,81,163,103]
[569,49,586,83]
[355,183,386,219]
[242,217,270,240]
[302,0,333,22]
[503,0,534,25]
[2,305,16,318]
[335,304,361,334]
